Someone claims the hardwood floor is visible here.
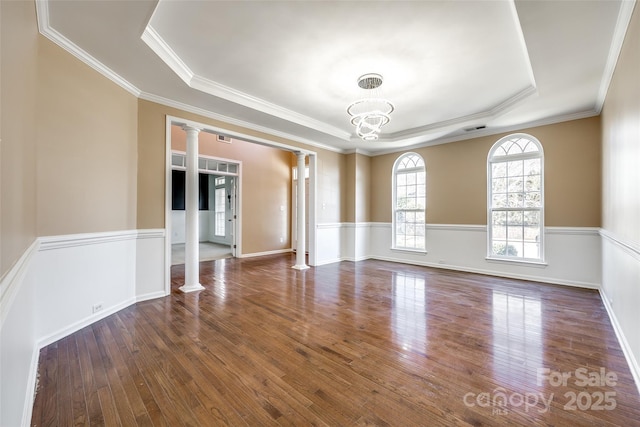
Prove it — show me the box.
[31,254,640,426]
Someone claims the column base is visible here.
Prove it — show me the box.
[291,264,310,271]
[179,283,205,293]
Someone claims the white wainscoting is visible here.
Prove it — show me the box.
[317,223,602,288]
[0,240,40,427]
[0,229,166,427]
[600,229,640,393]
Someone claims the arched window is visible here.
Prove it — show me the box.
[488,134,544,262]
[393,153,426,251]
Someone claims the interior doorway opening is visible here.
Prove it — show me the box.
[169,151,239,266]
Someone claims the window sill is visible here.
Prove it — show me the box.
[485,256,547,268]
[391,247,428,255]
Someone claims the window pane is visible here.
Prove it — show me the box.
[524,158,540,175]
[492,162,507,178]
[492,178,507,193]
[508,178,523,193]
[493,225,506,239]
[508,211,523,226]
[492,194,507,208]
[507,160,523,177]
[397,174,406,186]
[508,193,523,208]
[492,211,507,226]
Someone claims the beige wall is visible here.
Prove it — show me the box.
[602,6,640,245]
[1,1,39,276]
[171,125,292,253]
[371,117,601,227]
[36,37,138,236]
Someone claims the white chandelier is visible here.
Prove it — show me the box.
[347,73,394,141]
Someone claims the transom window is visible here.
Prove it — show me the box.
[393,153,426,251]
[488,134,544,262]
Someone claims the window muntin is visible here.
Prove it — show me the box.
[393,153,426,251]
[488,134,543,262]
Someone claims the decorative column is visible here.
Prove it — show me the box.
[292,151,309,270]
[180,125,205,293]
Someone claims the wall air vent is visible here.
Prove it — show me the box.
[464,125,487,132]
[217,135,232,143]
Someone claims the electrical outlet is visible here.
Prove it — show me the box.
[279,237,284,243]
[92,303,103,314]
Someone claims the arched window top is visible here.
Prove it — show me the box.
[489,134,542,159]
[395,153,425,171]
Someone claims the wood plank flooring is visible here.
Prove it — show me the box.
[31,254,640,426]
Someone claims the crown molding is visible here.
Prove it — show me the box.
[140,92,345,154]
[140,25,193,85]
[595,0,637,113]
[370,109,599,157]
[141,25,351,141]
[35,0,141,97]
[384,85,538,142]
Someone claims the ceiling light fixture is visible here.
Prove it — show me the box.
[347,73,394,141]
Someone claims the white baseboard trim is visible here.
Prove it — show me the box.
[369,255,600,289]
[599,288,640,395]
[37,297,137,349]
[136,291,168,303]
[23,345,40,427]
[238,248,292,258]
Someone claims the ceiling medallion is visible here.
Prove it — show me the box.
[347,73,394,141]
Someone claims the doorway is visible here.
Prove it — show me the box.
[169,150,239,265]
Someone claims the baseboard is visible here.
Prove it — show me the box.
[238,248,293,258]
[136,291,168,303]
[369,255,600,289]
[599,288,640,395]
[37,297,137,350]
[22,345,40,427]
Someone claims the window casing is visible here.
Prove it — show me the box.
[392,153,426,251]
[487,134,544,262]
[214,177,226,237]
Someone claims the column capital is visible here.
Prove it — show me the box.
[182,124,202,133]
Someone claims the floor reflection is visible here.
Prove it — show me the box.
[492,290,542,386]
[392,272,428,354]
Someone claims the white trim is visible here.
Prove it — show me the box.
[136,229,166,240]
[140,24,350,141]
[39,230,139,251]
[0,240,39,323]
[136,291,167,303]
[596,0,638,113]
[144,93,343,153]
[370,254,599,289]
[237,248,293,259]
[600,228,640,260]
[23,346,40,427]
[141,26,194,85]
[600,288,640,395]
[36,297,137,349]
[35,0,141,97]
[190,75,351,140]
[386,86,538,141]
[370,110,600,157]
[485,256,548,267]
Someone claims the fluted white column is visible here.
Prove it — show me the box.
[292,151,309,270]
[180,125,205,293]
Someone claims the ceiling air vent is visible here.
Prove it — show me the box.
[217,135,232,144]
[464,125,487,132]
